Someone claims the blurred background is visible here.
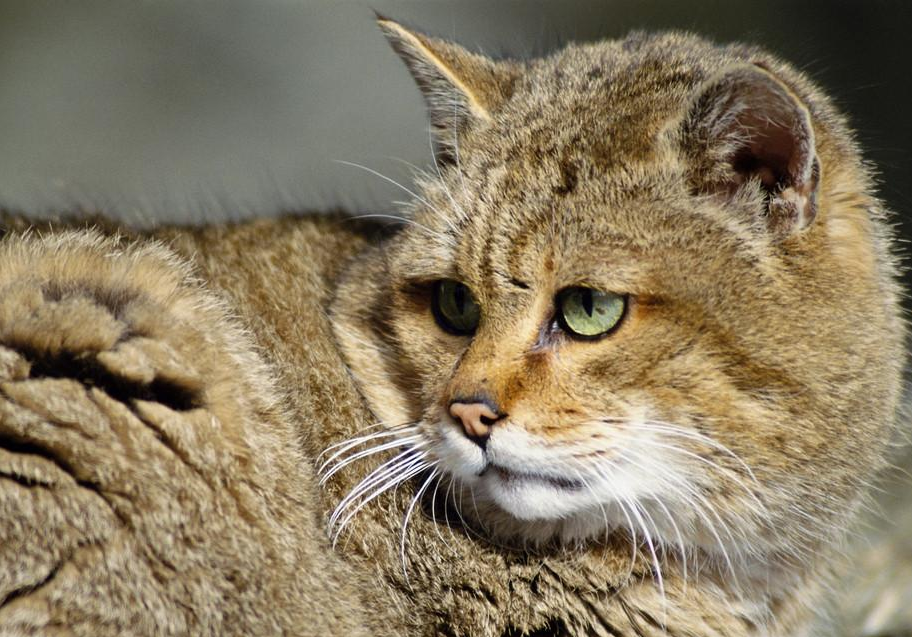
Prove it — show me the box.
[0,0,909,239]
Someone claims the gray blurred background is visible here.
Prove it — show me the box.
[0,0,909,242]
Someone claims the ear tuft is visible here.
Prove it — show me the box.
[684,64,820,238]
[376,17,519,159]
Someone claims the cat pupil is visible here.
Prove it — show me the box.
[582,289,594,316]
[454,284,466,314]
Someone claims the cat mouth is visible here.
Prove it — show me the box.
[482,464,584,491]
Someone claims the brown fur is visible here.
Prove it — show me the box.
[0,19,907,637]
[0,227,384,636]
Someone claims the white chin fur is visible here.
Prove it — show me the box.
[478,470,592,521]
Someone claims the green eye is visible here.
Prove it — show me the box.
[556,287,625,339]
[432,280,480,335]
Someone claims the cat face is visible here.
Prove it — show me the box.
[381,139,785,553]
[330,22,904,574]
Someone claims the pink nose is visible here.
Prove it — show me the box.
[449,401,499,441]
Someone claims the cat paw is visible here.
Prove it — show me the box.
[0,230,368,635]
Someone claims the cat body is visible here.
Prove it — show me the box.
[0,19,906,637]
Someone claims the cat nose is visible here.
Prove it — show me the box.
[448,399,502,450]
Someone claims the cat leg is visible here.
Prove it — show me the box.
[0,230,376,637]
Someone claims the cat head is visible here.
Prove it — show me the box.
[330,19,905,575]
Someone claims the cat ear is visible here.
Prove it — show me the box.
[377,16,520,157]
[683,64,820,237]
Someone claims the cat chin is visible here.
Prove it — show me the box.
[456,483,751,565]
[459,484,776,579]
[460,488,630,547]
[477,468,593,521]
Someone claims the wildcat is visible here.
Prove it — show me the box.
[0,16,906,637]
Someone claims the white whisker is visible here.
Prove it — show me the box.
[317,418,408,452]
[449,94,472,205]
[331,454,432,545]
[347,212,452,245]
[329,447,425,528]
[443,477,468,545]
[318,426,417,467]
[320,435,423,483]
[400,468,439,585]
[651,489,690,589]
[334,159,457,246]
[632,436,766,515]
[427,470,455,552]
[636,420,761,486]
[334,160,437,216]
[625,492,666,608]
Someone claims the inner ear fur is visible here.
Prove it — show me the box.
[377,16,520,161]
[683,64,820,237]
